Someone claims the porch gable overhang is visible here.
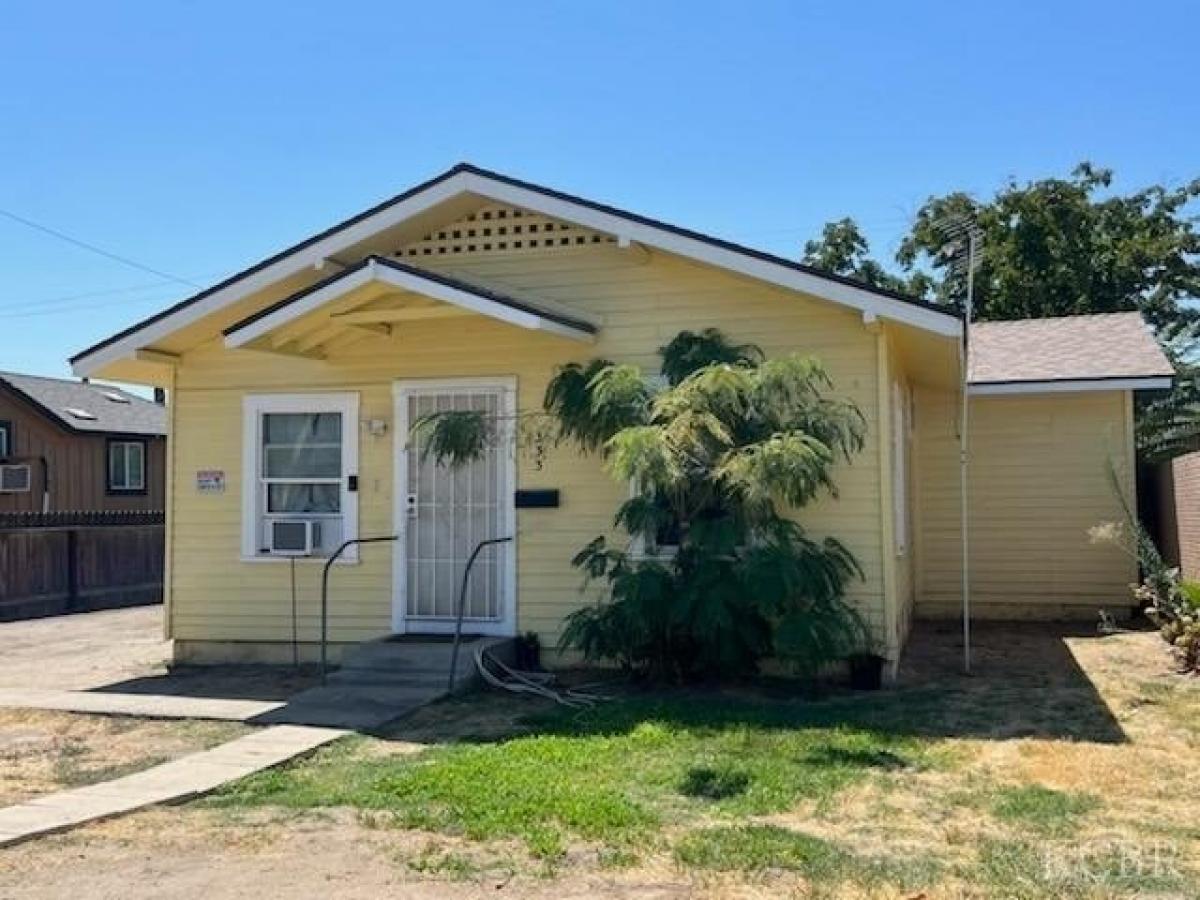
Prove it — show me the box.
[222,256,598,352]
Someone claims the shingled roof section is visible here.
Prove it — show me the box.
[968,312,1175,385]
[0,372,166,436]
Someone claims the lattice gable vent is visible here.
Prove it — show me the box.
[396,203,617,259]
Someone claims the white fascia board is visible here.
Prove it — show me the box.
[75,169,959,375]
[225,260,594,349]
[454,173,963,339]
[969,376,1173,396]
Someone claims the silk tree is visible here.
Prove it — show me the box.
[415,329,868,681]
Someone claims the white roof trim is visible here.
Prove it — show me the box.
[73,166,960,375]
[969,376,1173,396]
[224,259,595,349]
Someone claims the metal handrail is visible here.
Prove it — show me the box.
[448,535,513,693]
[321,535,398,683]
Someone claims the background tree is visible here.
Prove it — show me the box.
[416,329,870,682]
[801,163,1200,457]
[801,218,936,299]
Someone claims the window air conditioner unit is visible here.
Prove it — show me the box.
[268,520,320,556]
[0,464,31,493]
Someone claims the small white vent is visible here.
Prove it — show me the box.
[102,391,131,404]
[397,204,616,260]
[0,464,31,493]
[64,407,97,421]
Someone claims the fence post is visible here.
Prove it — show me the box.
[66,528,79,611]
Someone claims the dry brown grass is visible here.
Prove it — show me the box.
[0,709,248,805]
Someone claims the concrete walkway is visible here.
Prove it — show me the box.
[0,616,513,847]
[0,724,344,848]
[0,688,284,722]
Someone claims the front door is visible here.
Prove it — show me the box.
[393,379,516,635]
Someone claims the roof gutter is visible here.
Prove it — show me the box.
[969,376,1174,396]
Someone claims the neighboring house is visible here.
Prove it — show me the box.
[68,164,1174,669]
[1151,450,1200,582]
[0,372,166,513]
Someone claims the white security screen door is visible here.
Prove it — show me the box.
[393,379,516,635]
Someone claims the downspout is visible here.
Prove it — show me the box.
[959,232,976,675]
[162,370,177,641]
[39,456,50,513]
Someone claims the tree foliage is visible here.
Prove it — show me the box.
[801,218,933,298]
[415,329,870,681]
[559,330,869,680]
[801,163,1200,458]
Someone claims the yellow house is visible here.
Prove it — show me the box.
[70,164,1174,673]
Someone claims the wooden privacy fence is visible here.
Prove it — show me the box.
[0,511,165,621]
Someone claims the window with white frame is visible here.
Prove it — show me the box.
[0,420,10,458]
[629,372,684,558]
[891,382,911,556]
[629,485,683,559]
[242,393,359,559]
[107,440,146,493]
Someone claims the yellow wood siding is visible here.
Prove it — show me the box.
[167,244,889,656]
[913,387,1137,620]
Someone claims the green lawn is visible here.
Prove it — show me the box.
[206,631,1200,898]
[212,693,943,863]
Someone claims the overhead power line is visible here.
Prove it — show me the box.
[0,293,170,320]
[0,278,180,312]
[0,207,200,288]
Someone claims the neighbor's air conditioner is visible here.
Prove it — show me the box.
[268,519,320,556]
[0,464,31,494]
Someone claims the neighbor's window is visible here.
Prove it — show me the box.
[0,420,10,458]
[107,440,146,493]
[242,393,359,559]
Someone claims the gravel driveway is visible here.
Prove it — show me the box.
[0,606,168,691]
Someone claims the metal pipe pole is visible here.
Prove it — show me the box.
[448,536,513,693]
[961,231,977,675]
[321,535,398,683]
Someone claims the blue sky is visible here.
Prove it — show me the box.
[1,0,1197,379]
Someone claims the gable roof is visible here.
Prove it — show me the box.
[968,312,1174,394]
[223,256,598,347]
[71,163,963,375]
[0,372,166,436]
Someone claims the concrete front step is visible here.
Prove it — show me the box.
[339,637,494,669]
[337,657,477,676]
[328,669,455,687]
[252,636,516,729]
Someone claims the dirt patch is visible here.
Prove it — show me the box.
[0,709,247,806]
[0,807,693,900]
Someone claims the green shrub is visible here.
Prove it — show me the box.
[420,328,869,682]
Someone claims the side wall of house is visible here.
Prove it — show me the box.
[166,245,893,662]
[914,388,1137,620]
[0,391,166,513]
